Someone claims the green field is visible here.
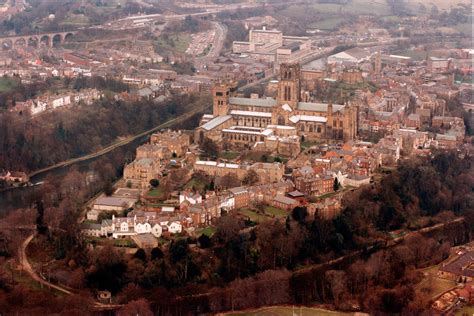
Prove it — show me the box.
[226,306,352,316]
[238,209,267,223]
[184,177,207,191]
[195,226,216,237]
[416,265,457,299]
[154,34,191,55]
[0,77,19,93]
[219,151,240,160]
[310,17,345,30]
[394,49,429,61]
[264,206,288,218]
[61,14,90,26]
[281,0,392,17]
[146,186,166,200]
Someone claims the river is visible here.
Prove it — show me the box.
[0,135,147,215]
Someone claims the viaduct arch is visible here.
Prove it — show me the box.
[0,31,76,50]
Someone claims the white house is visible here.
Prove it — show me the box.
[166,221,182,234]
[30,100,47,115]
[111,215,163,239]
[179,192,203,205]
[51,95,71,109]
[219,195,235,211]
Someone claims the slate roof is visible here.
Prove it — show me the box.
[201,115,232,131]
[229,97,277,107]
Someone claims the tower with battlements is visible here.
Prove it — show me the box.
[277,63,301,108]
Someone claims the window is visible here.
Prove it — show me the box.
[278,116,285,125]
[317,126,321,133]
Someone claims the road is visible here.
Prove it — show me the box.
[95,1,305,30]
[28,105,209,179]
[19,233,124,310]
[19,234,73,295]
[194,21,227,71]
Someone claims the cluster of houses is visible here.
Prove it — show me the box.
[432,249,474,313]
[10,88,102,116]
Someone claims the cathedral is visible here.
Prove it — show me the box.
[195,63,358,157]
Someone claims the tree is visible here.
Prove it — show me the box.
[35,200,48,235]
[198,234,212,248]
[103,181,114,196]
[149,179,159,188]
[169,239,189,263]
[200,137,218,157]
[242,169,259,185]
[151,247,164,260]
[133,248,147,261]
[117,298,153,316]
[218,173,240,189]
[333,177,341,191]
[291,206,308,224]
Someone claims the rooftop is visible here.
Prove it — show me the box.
[273,194,298,205]
[229,97,277,108]
[297,102,345,112]
[439,251,474,277]
[200,115,232,131]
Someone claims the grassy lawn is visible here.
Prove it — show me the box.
[61,14,90,26]
[340,0,391,15]
[281,0,391,17]
[456,305,474,316]
[238,209,267,223]
[147,186,165,199]
[394,49,429,61]
[0,77,19,93]
[184,177,207,191]
[195,226,216,237]
[226,306,352,316]
[310,17,345,30]
[154,33,191,55]
[416,264,457,299]
[264,206,288,218]
[317,191,338,200]
[219,151,240,160]
[3,261,64,295]
[197,44,212,57]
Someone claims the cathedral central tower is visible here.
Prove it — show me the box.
[277,63,301,108]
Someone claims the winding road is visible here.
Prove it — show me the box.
[19,233,123,310]
[19,234,72,295]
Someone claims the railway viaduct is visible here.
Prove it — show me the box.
[0,31,76,49]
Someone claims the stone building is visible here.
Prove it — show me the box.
[150,130,190,157]
[123,158,161,188]
[195,63,359,157]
